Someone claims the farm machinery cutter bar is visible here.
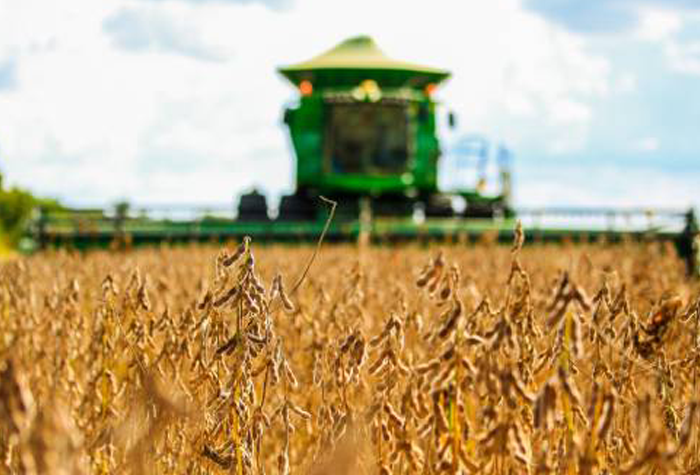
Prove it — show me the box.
[25,205,699,274]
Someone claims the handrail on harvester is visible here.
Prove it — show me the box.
[32,203,690,221]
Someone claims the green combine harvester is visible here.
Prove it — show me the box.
[237,35,509,222]
[25,36,699,274]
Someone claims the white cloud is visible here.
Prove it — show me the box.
[632,136,660,152]
[666,39,700,75]
[502,91,537,116]
[548,98,592,124]
[518,164,698,209]
[103,6,228,61]
[613,72,637,93]
[635,7,683,41]
[631,7,700,77]
[135,0,289,8]
[523,0,698,35]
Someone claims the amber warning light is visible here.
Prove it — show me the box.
[299,80,313,96]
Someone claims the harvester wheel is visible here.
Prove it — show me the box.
[372,196,414,217]
[278,194,316,221]
[463,201,496,219]
[237,190,269,222]
[424,195,455,218]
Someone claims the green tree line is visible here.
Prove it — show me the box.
[0,172,61,246]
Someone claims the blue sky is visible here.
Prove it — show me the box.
[0,0,697,209]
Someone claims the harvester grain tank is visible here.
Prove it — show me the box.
[236,35,511,222]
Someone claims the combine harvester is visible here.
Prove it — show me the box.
[25,37,698,272]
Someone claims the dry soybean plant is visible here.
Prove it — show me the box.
[0,232,699,474]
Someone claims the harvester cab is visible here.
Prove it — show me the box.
[241,35,511,221]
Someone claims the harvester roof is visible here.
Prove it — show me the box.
[279,36,450,89]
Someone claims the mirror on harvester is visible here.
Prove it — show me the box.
[448,111,457,129]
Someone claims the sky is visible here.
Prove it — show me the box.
[0,0,698,209]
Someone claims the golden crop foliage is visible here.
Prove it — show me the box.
[0,237,699,474]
